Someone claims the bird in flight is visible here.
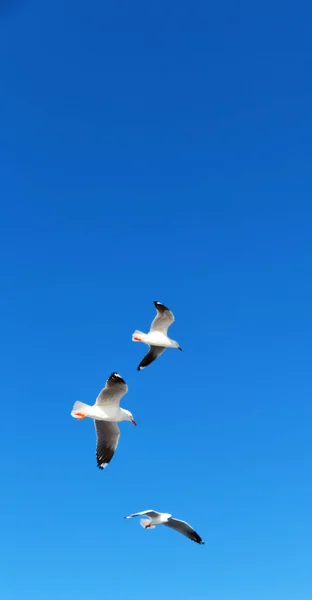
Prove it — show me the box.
[125,509,204,544]
[71,372,136,470]
[132,301,182,370]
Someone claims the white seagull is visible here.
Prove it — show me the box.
[132,301,182,370]
[125,509,204,545]
[71,372,136,470]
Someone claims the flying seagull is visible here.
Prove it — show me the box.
[124,510,204,545]
[132,301,182,370]
[71,372,136,470]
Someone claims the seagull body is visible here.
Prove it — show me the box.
[132,301,182,370]
[125,509,204,545]
[72,402,131,422]
[135,330,177,349]
[70,372,136,469]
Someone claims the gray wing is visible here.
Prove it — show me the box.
[94,420,120,469]
[150,301,174,334]
[125,510,162,519]
[137,346,166,371]
[95,372,128,405]
[163,518,204,544]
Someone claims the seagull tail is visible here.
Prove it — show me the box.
[71,401,92,419]
[140,518,155,529]
[132,330,145,342]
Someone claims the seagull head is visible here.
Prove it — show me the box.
[124,410,137,426]
[130,413,137,426]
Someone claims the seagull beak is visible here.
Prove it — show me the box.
[131,419,137,426]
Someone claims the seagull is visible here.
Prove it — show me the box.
[132,301,182,370]
[70,372,136,470]
[124,510,204,545]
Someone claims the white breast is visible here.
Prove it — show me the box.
[145,331,172,347]
[90,404,120,421]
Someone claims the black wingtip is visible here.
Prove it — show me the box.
[108,372,126,384]
[195,537,205,545]
[154,300,162,309]
[178,346,182,351]
[153,300,170,311]
[96,454,104,469]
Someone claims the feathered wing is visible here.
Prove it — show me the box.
[95,372,128,405]
[94,420,120,469]
[163,518,204,544]
[125,510,162,519]
[150,301,175,334]
[137,346,166,371]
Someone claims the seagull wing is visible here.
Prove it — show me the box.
[163,518,204,544]
[137,346,166,371]
[150,301,174,334]
[95,372,128,406]
[94,420,120,469]
[125,510,162,519]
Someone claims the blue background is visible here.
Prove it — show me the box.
[1,1,312,599]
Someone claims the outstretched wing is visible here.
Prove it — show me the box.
[94,420,120,469]
[125,509,162,519]
[137,346,166,371]
[150,301,174,334]
[163,518,204,544]
[95,372,128,405]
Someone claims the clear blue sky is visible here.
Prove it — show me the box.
[1,1,312,599]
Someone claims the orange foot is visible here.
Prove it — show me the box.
[76,412,87,420]
[145,524,151,529]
